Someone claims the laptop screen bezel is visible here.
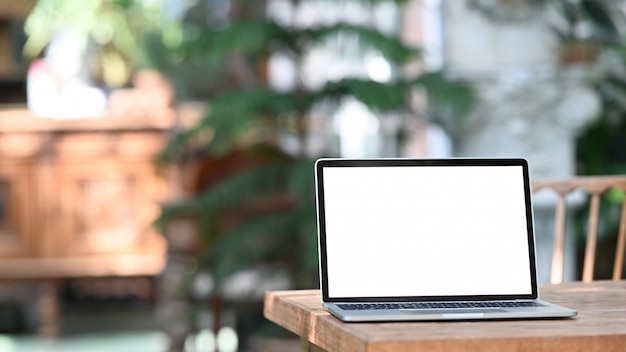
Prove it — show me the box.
[315,158,539,303]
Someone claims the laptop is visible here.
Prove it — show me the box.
[314,157,577,322]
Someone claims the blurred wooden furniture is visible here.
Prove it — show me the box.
[264,281,626,352]
[532,176,626,284]
[0,106,200,336]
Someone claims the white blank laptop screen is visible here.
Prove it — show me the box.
[322,165,533,298]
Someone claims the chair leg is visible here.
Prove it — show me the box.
[551,194,567,284]
[582,194,601,282]
[613,202,626,280]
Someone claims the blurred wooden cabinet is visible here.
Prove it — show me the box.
[0,158,33,258]
[0,108,178,279]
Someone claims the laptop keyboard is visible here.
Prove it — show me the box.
[337,301,544,311]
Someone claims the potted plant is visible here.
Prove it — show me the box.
[156,0,476,348]
[543,0,623,65]
[22,0,173,116]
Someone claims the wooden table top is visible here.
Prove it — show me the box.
[264,280,626,352]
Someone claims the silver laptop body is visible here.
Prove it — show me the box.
[314,158,577,322]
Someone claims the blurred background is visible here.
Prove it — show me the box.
[0,0,625,351]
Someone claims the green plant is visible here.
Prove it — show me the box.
[158,0,476,299]
[546,0,622,42]
[554,0,626,175]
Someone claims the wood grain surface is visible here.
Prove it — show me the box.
[265,281,626,352]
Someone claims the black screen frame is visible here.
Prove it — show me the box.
[314,158,539,303]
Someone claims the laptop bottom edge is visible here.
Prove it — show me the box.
[324,301,577,322]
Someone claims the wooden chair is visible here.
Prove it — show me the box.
[532,176,626,284]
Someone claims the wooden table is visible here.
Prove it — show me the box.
[264,280,626,352]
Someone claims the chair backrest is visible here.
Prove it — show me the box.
[532,176,626,284]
